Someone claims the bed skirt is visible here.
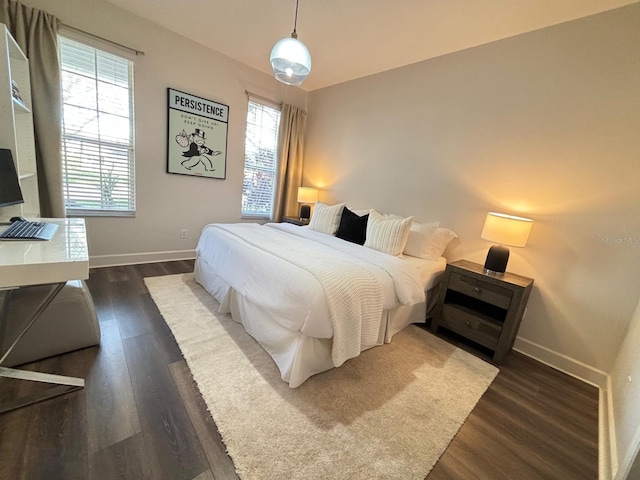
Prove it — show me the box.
[194,258,439,387]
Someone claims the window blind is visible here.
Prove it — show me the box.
[59,36,135,216]
[242,99,281,218]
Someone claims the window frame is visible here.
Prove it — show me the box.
[58,32,136,217]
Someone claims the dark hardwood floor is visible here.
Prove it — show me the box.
[0,261,599,479]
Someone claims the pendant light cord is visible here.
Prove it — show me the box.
[293,0,299,35]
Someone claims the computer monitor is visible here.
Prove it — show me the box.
[0,148,24,208]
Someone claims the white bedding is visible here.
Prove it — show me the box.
[195,222,445,386]
[403,254,447,291]
[196,223,425,336]
[212,223,387,366]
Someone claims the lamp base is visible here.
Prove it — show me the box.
[484,245,510,275]
[299,204,311,221]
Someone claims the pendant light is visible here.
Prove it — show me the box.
[270,0,311,86]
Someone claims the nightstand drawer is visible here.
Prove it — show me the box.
[449,272,512,309]
[440,304,500,349]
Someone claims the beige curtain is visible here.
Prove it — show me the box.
[1,0,64,218]
[273,103,307,222]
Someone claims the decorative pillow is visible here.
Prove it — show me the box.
[335,207,369,245]
[363,210,413,256]
[403,221,439,259]
[404,224,457,260]
[308,202,345,235]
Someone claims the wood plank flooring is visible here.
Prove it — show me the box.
[0,261,599,479]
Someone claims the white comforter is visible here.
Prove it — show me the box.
[195,222,425,361]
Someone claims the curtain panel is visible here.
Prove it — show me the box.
[0,0,64,217]
[273,104,307,222]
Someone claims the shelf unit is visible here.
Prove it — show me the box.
[431,259,534,363]
[0,23,40,220]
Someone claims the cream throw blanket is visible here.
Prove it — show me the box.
[213,224,384,366]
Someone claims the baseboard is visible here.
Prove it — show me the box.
[513,336,608,388]
[89,250,196,268]
[513,336,613,479]
[600,377,616,480]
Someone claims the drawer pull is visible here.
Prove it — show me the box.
[465,320,472,327]
[473,287,481,293]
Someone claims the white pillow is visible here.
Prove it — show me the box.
[404,224,457,260]
[403,221,439,258]
[308,202,345,235]
[364,210,413,256]
[429,227,458,258]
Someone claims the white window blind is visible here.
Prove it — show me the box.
[59,35,135,216]
[242,98,281,218]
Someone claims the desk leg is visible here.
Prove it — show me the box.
[0,283,65,365]
[0,367,84,414]
[0,282,85,414]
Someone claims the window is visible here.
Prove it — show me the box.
[242,98,281,218]
[59,36,135,216]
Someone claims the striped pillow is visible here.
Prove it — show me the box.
[308,202,345,235]
[364,210,414,256]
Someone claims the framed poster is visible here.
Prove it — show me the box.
[167,88,229,179]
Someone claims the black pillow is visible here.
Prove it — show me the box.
[335,207,369,245]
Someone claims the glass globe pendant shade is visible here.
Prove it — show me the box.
[270,34,312,86]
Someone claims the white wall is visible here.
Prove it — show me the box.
[611,300,640,479]
[25,0,307,266]
[304,5,640,375]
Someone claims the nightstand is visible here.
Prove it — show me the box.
[282,216,309,226]
[431,259,534,363]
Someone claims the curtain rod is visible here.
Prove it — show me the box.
[245,90,282,107]
[61,24,145,56]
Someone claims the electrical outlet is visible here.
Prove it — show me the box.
[180,229,187,239]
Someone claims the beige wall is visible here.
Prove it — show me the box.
[25,0,306,266]
[304,5,640,374]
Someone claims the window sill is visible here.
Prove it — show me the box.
[240,215,270,221]
[66,210,136,218]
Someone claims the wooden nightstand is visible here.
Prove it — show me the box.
[431,259,534,364]
[282,216,309,226]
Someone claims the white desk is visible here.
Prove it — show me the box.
[0,218,89,288]
[0,218,90,414]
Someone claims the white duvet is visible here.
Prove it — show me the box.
[195,222,426,350]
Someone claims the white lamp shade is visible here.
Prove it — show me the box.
[270,36,312,86]
[297,187,318,204]
[481,212,533,247]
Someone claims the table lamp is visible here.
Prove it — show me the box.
[297,187,318,221]
[481,212,533,275]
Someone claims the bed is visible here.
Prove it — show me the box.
[194,207,453,387]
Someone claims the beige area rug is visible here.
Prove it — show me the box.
[145,273,499,480]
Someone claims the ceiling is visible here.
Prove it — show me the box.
[106,0,637,91]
